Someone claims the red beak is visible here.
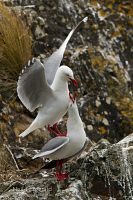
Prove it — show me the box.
[70,78,78,88]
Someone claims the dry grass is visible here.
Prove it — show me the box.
[0,2,32,92]
[0,144,17,182]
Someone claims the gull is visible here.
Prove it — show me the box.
[18,61,77,138]
[32,100,89,181]
[17,17,88,138]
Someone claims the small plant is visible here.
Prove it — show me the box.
[0,2,32,92]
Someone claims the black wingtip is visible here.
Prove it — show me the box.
[33,160,57,175]
[41,160,57,169]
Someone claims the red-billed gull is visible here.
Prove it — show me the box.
[17,17,88,138]
[32,100,89,181]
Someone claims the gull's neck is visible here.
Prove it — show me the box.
[67,103,85,137]
[67,103,87,154]
[51,73,69,93]
[69,103,82,123]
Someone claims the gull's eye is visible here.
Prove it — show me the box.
[66,74,70,77]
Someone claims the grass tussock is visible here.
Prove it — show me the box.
[0,2,32,92]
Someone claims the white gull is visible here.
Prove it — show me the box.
[17,17,88,138]
[32,100,89,180]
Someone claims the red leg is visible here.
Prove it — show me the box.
[53,124,67,136]
[47,125,59,136]
[55,160,69,181]
[47,124,67,137]
[52,123,62,135]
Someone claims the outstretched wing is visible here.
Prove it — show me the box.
[32,137,69,159]
[17,58,54,112]
[44,17,88,85]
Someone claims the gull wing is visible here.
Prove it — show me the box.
[68,137,89,160]
[44,17,88,85]
[32,137,69,159]
[17,58,54,112]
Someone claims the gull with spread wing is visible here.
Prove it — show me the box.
[17,17,88,138]
[32,100,89,181]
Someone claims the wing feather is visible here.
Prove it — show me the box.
[32,137,69,159]
[44,17,88,85]
[17,58,53,112]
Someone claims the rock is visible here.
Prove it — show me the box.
[0,178,91,200]
[34,25,45,39]
[76,135,133,199]
[0,134,133,199]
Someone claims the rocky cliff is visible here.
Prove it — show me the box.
[0,0,133,199]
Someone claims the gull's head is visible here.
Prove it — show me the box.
[58,65,78,88]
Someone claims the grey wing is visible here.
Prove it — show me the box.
[44,17,88,85]
[67,137,89,160]
[17,58,54,112]
[32,137,69,159]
